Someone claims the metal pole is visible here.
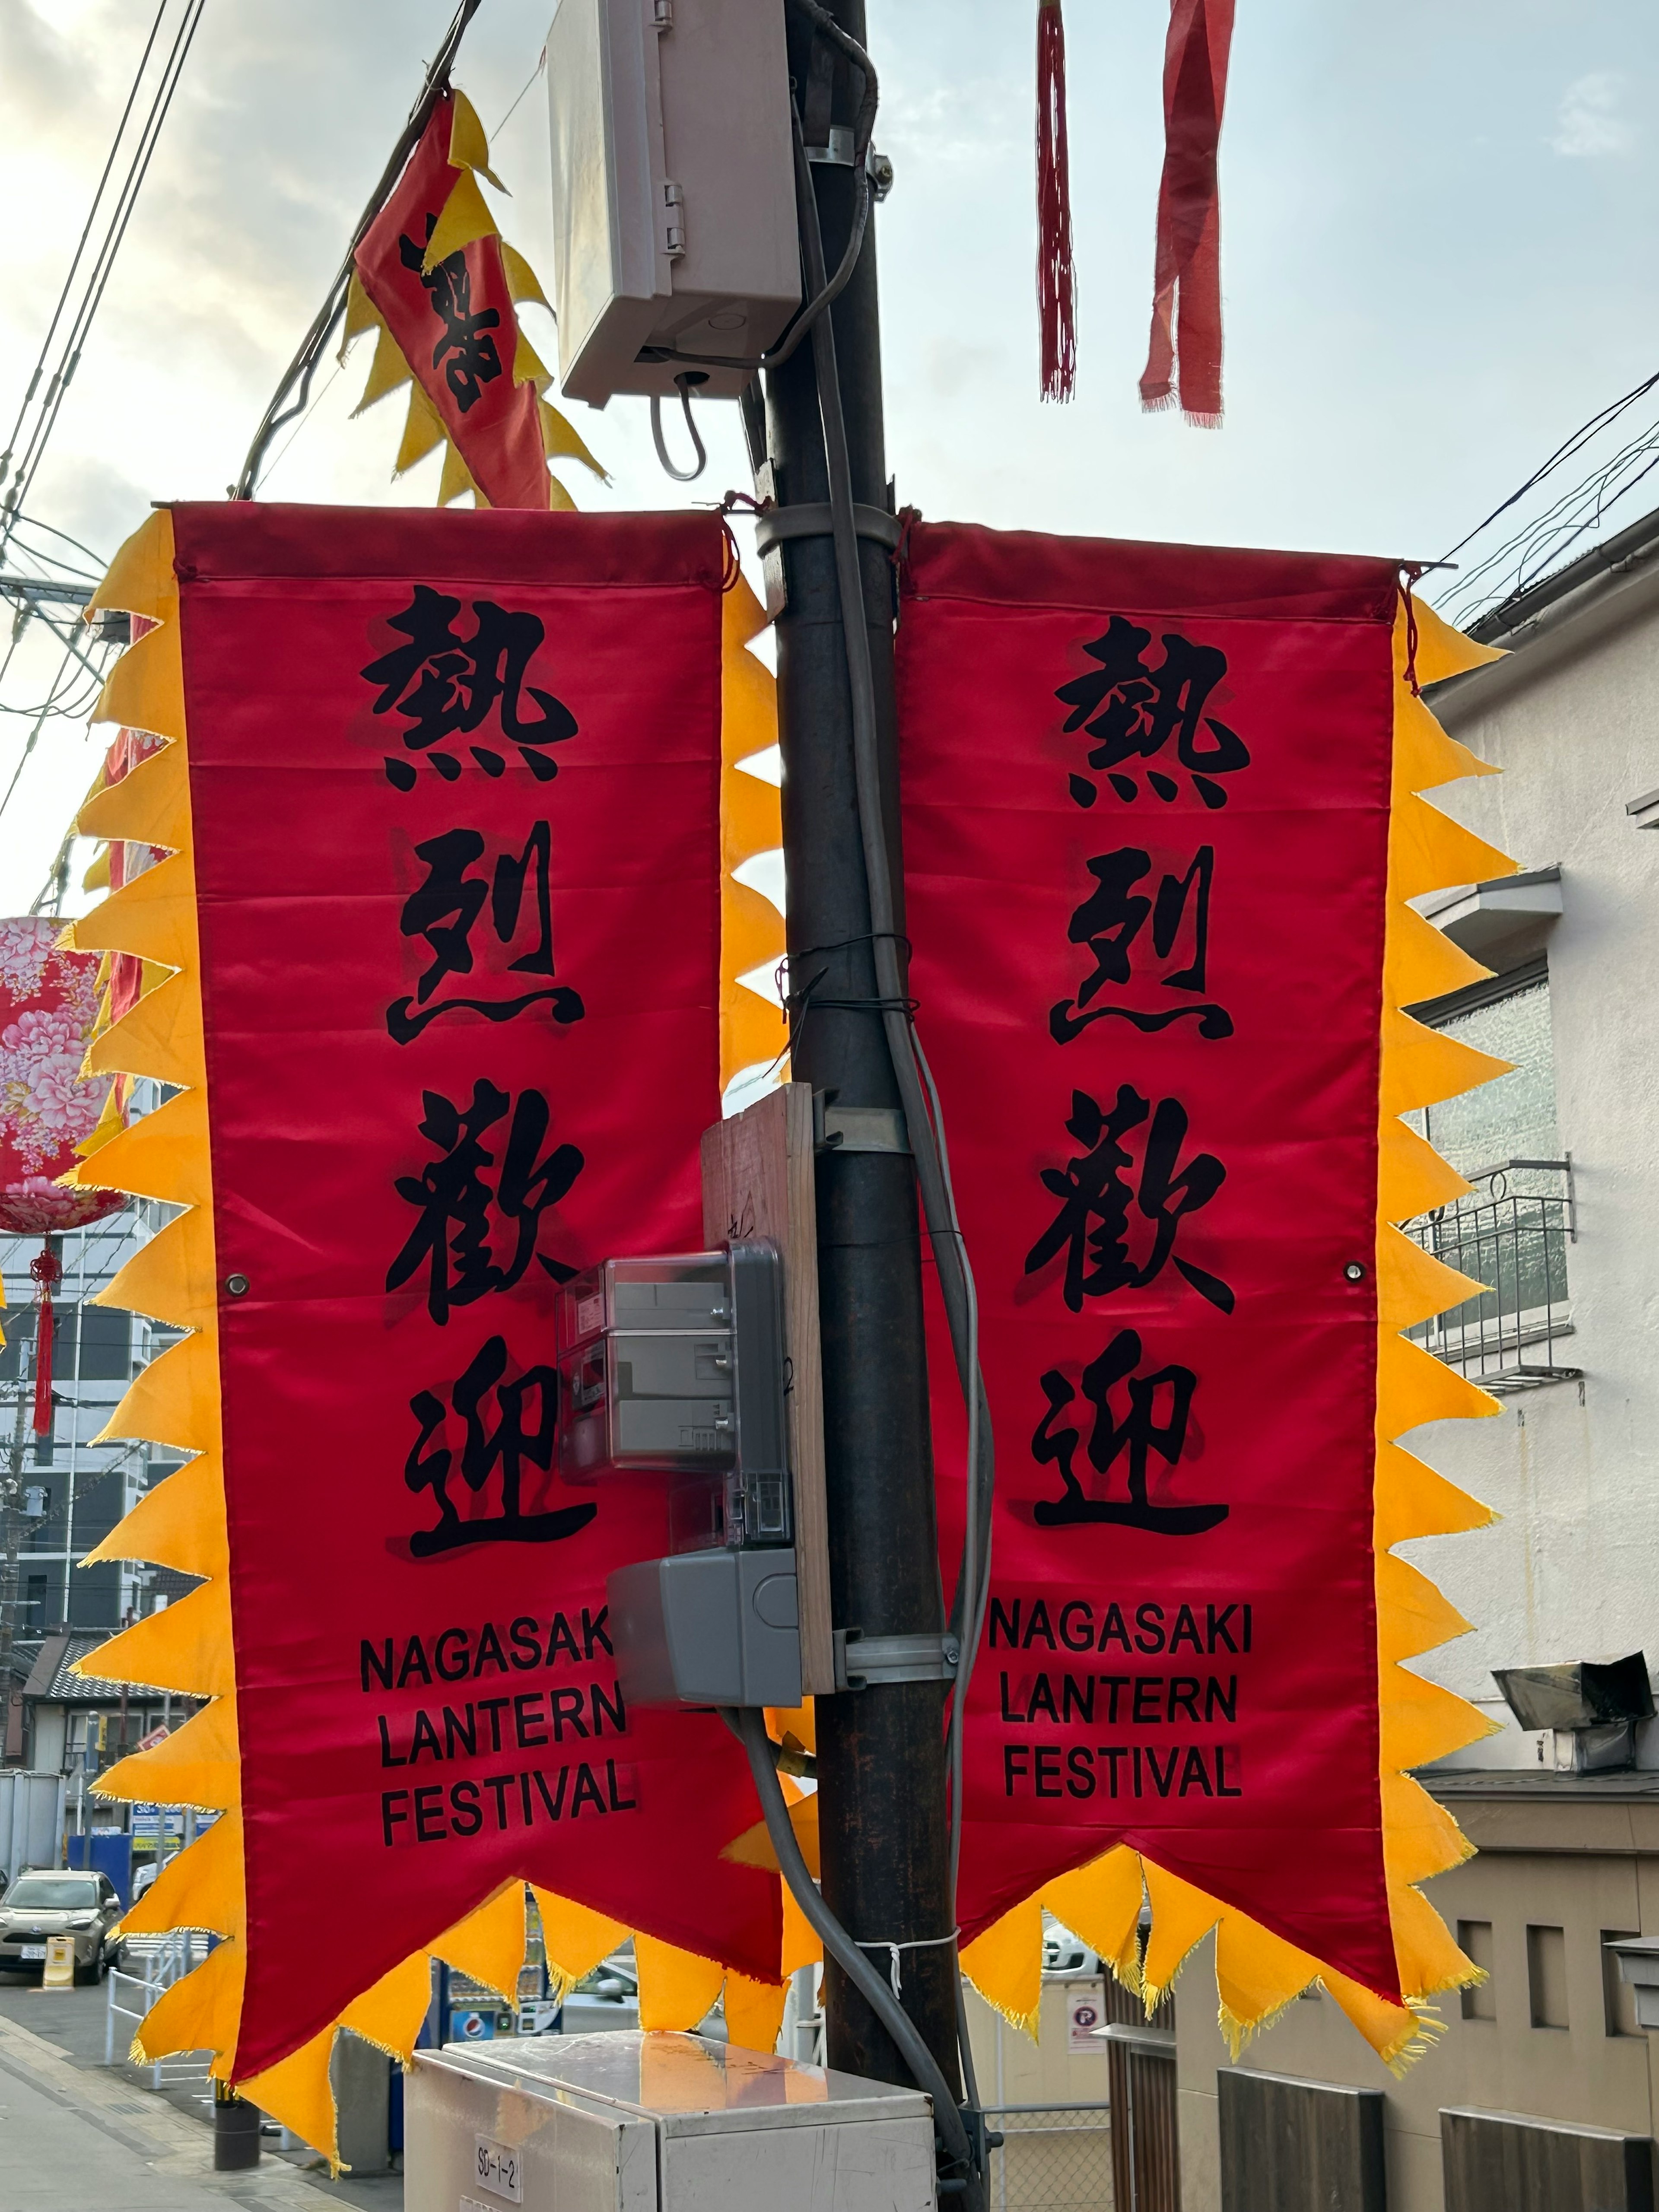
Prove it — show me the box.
[0,1348,35,1749]
[764,0,957,2101]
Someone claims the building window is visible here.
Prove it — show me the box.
[1406,966,1576,1389]
[1526,1924,1570,2029]
[1603,1932,1640,2037]
[1459,1920,1496,2020]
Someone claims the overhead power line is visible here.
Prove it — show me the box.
[1437,368,1659,629]
[0,0,206,557]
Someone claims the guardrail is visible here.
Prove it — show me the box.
[1405,1157,1579,1390]
[105,1929,212,2089]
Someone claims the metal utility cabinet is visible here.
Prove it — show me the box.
[405,2030,937,2212]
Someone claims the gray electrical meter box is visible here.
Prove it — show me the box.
[405,2031,936,2212]
[558,1243,789,1553]
[546,0,801,402]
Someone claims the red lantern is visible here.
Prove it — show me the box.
[0,915,125,1234]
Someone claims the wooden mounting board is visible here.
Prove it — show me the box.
[701,1082,833,1696]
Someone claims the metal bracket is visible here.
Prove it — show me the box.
[753,501,903,557]
[834,1628,960,1691]
[814,1098,909,1156]
[803,135,894,201]
[804,125,855,167]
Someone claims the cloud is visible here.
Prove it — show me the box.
[1550,73,1634,159]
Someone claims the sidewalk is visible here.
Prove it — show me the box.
[0,1980,401,2212]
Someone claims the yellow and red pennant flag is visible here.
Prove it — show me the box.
[895,525,1509,2065]
[63,502,787,2147]
[349,90,601,512]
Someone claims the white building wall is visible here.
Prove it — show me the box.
[1405,571,1659,1762]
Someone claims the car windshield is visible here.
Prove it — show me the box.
[4,1876,100,1910]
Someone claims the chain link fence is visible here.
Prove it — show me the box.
[985,2104,1114,2212]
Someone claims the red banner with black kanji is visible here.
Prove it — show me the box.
[165,505,771,2074]
[899,522,1408,1999]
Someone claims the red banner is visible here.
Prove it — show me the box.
[355,95,548,510]
[170,505,774,2075]
[899,523,1405,1999]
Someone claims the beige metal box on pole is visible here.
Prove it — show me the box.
[546,0,801,402]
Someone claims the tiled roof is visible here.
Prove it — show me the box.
[22,1630,168,1703]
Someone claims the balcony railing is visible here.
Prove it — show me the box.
[1404,1158,1579,1391]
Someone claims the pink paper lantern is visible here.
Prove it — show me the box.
[0,916,125,1234]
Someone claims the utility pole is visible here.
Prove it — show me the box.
[0,1375,33,1762]
[766,3,960,2100]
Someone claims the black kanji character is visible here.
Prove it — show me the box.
[1055,616,1251,809]
[406,1334,597,1558]
[1024,1085,1234,1314]
[398,213,502,413]
[387,1081,584,1323]
[362,585,578,785]
[1031,1328,1226,1533]
[1050,844,1233,1042]
[388,823,585,1043]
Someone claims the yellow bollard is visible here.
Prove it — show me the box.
[38,1936,75,1992]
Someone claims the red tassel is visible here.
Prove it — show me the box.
[1140,0,1235,426]
[1036,0,1075,403]
[29,1244,60,1438]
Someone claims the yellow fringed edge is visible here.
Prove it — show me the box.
[721,575,787,1095]
[960,594,1514,2071]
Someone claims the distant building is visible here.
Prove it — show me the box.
[0,1198,196,1653]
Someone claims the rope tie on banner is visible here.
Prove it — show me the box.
[1401,565,1424,697]
[855,1929,961,1999]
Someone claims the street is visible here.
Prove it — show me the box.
[0,1973,399,2212]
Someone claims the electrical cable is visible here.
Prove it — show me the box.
[0,637,82,830]
[1436,368,1659,628]
[0,1,170,495]
[254,359,345,490]
[650,375,709,482]
[1439,367,1659,569]
[728,1707,974,2187]
[2,1,206,553]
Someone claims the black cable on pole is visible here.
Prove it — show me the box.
[729,1708,975,2188]
[234,0,485,501]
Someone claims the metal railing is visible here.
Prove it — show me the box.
[105,1929,212,2089]
[1405,1158,1579,1390]
[984,2104,1115,2212]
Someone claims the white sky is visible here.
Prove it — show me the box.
[0,0,1656,911]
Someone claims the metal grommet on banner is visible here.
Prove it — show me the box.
[223,1273,250,1298]
[1344,1262,1367,1282]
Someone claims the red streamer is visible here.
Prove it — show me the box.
[1140,0,1236,426]
[29,1245,60,1437]
[1036,0,1075,403]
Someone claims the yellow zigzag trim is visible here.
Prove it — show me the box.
[721,576,786,1093]
[959,594,1513,2074]
[65,509,798,2157]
